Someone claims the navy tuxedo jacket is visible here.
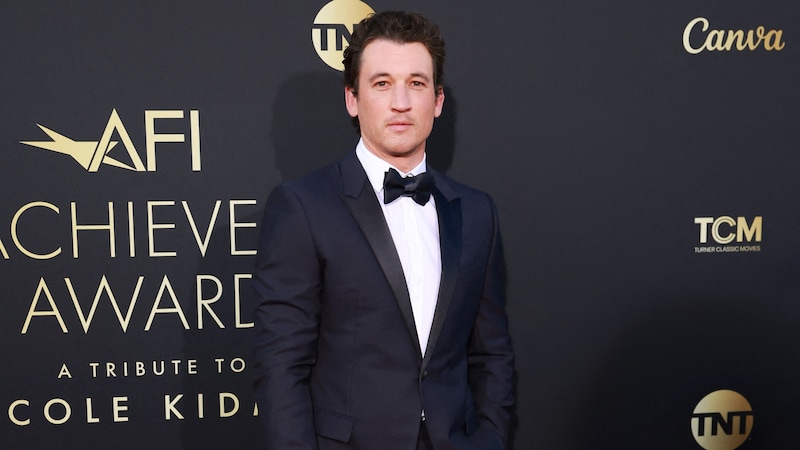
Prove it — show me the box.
[253,152,515,449]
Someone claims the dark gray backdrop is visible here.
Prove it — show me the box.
[2,1,798,449]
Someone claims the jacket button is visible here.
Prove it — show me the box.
[422,370,428,378]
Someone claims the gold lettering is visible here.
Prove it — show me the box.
[58,364,72,379]
[235,274,254,329]
[22,278,68,334]
[128,201,136,257]
[744,30,758,50]
[724,29,745,51]
[764,30,785,50]
[712,216,736,244]
[145,110,201,171]
[683,17,708,54]
[94,109,146,172]
[8,400,30,426]
[737,216,762,242]
[65,275,143,333]
[164,394,184,420]
[694,217,713,244]
[219,393,240,418]
[86,398,99,423]
[44,399,71,425]
[706,29,726,51]
[145,110,184,172]
[229,200,258,256]
[183,200,221,256]
[190,110,201,171]
[112,397,129,422]
[71,202,116,258]
[197,275,225,329]
[0,236,9,259]
[684,17,785,53]
[12,201,62,259]
[147,200,177,257]
[145,275,189,331]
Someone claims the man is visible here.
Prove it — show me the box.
[253,11,515,450]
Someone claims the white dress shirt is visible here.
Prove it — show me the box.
[356,139,442,357]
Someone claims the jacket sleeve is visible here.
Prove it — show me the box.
[467,194,516,449]
[252,183,321,450]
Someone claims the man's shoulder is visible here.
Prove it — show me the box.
[431,169,493,204]
[284,162,339,188]
[270,152,363,201]
[278,155,349,189]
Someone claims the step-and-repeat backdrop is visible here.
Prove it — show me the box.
[2,1,798,449]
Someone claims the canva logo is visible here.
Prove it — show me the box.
[683,17,785,54]
[311,0,374,71]
[691,390,753,450]
[21,109,201,172]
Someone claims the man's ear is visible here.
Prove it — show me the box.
[434,85,445,118]
[345,86,359,118]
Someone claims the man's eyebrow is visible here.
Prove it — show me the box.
[366,72,432,82]
[409,72,431,82]
[367,72,391,82]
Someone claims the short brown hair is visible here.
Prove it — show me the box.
[343,10,446,96]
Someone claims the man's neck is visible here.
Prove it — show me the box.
[361,143,425,174]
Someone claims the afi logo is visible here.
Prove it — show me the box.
[21,109,201,172]
[694,216,762,245]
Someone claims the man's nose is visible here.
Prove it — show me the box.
[391,86,411,111]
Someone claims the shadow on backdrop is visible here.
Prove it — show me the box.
[271,70,457,180]
[426,87,456,174]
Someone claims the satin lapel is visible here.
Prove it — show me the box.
[422,177,462,370]
[339,156,422,357]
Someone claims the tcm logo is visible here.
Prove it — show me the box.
[21,109,201,172]
[311,0,374,71]
[684,17,785,54]
[691,389,753,450]
[694,216,762,245]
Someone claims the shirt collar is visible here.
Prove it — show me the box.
[355,138,428,194]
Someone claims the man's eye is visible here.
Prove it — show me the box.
[375,81,388,87]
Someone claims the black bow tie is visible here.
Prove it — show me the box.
[383,168,434,205]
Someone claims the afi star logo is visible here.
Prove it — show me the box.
[21,109,201,172]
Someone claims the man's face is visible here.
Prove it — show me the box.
[345,39,444,166]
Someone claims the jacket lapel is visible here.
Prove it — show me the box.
[422,172,462,370]
[339,154,422,357]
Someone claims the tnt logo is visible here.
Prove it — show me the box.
[694,216,762,245]
[311,0,374,71]
[21,109,201,173]
[691,390,753,450]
